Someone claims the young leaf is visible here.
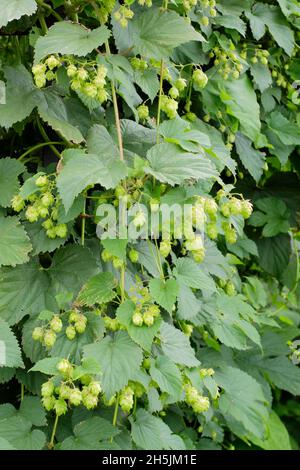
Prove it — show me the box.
[149,278,179,313]
[77,272,117,306]
[159,322,199,367]
[0,0,37,28]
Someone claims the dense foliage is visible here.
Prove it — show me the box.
[0,0,300,451]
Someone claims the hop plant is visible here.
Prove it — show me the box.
[57,359,73,378]
[192,69,208,88]
[119,385,134,413]
[137,104,149,121]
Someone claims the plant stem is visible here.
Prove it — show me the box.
[49,414,59,449]
[18,141,65,161]
[156,59,164,144]
[112,393,120,427]
[20,384,24,402]
[38,14,48,34]
[81,194,87,246]
[36,118,63,159]
[36,0,63,21]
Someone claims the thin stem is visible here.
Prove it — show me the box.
[20,384,24,402]
[154,238,164,279]
[49,414,59,449]
[81,195,87,246]
[110,393,120,441]
[36,118,63,159]
[18,142,65,161]
[156,60,164,144]
[36,0,63,21]
[38,15,48,34]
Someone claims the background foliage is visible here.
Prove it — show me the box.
[0,0,300,451]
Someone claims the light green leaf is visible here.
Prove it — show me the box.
[146,143,217,186]
[0,416,46,450]
[29,357,61,375]
[250,197,290,237]
[134,69,160,102]
[0,0,37,28]
[256,234,291,279]
[0,319,24,368]
[57,149,127,212]
[34,22,110,63]
[235,133,266,183]
[250,411,291,450]
[116,300,161,351]
[149,278,179,313]
[266,111,300,146]
[173,257,216,292]
[176,284,201,321]
[150,356,182,399]
[24,220,67,256]
[0,217,32,267]
[0,437,16,450]
[77,272,116,306]
[0,259,55,325]
[101,239,128,261]
[130,9,204,59]
[0,158,24,208]
[216,366,269,439]
[19,396,47,427]
[250,62,272,93]
[61,417,119,450]
[83,331,143,397]
[258,357,300,395]
[130,409,186,450]
[87,124,119,157]
[159,322,199,367]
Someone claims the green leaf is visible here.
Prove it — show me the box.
[0,319,24,368]
[134,69,160,102]
[77,272,117,306]
[24,220,67,255]
[149,278,179,313]
[0,158,24,208]
[73,358,101,380]
[256,234,291,279]
[173,257,216,292]
[61,417,119,450]
[159,117,211,151]
[150,355,182,399]
[116,300,161,351]
[258,357,300,395]
[0,65,40,128]
[29,357,61,375]
[146,143,217,186]
[0,416,46,450]
[57,149,127,212]
[246,4,295,56]
[250,197,290,237]
[176,283,201,321]
[130,9,204,59]
[34,22,111,63]
[0,0,37,28]
[0,217,32,267]
[159,322,199,367]
[221,75,261,142]
[249,411,291,450]
[0,437,16,450]
[87,124,119,157]
[19,396,47,427]
[83,331,143,397]
[130,409,185,450]
[0,367,15,384]
[266,111,300,146]
[101,239,128,261]
[216,366,269,439]
[235,133,266,183]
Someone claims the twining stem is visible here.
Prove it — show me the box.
[20,384,24,402]
[36,0,63,21]
[156,59,164,145]
[81,194,87,246]
[36,118,63,159]
[112,393,120,427]
[18,142,65,161]
[49,414,59,449]
[38,14,48,34]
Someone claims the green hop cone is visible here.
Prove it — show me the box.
[132,310,144,327]
[66,325,76,340]
[137,104,149,121]
[241,200,253,219]
[129,249,139,263]
[68,310,81,323]
[67,64,77,78]
[193,69,208,88]
[41,192,54,208]
[59,384,72,400]
[75,318,87,334]
[35,175,48,187]
[50,315,63,333]
[120,386,134,413]
[87,381,102,396]
[225,280,236,296]
[143,310,154,327]
[42,396,56,411]
[38,205,49,218]
[225,227,237,244]
[41,380,55,398]
[220,202,231,217]
[169,86,179,99]
[229,198,242,215]
[175,78,187,92]
[54,399,68,416]
[55,224,68,239]
[32,326,44,342]
[82,388,99,410]
[43,329,57,348]
[46,228,57,239]
[57,359,73,377]
[11,195,25,212]
[142,357,151,370]
[46,55,60,70]
[69,388,82,406]
[25,206,39,223]
[159,240,171,258]
[204,198,218,216]
[42,219,53,232]
[206,223,218,240]
[192,395,210,413]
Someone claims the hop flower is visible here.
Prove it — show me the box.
[143,310,155,327]
[201,16,209,27]
[67,64,77,78]
[159,240,171,258]
[41,192,54,208]
[225,280,236,296]
[137,104,149,121]
[46,228,57,239]
[82,388,99,409]
[133,211,146,228]
[41,380,54,398]
[241,200,253,219]
[75,317,87,334]
[204,198,218,216]
[55,224,68,239]
[220,202,231,217]
[193,395,210,413]
[25,206,39,223]
[11,195,25,212]
[57,359,73,377]
[35,175,48,187]
[132,310,144,327]
[59,384,72,400]
[120,386,134,413]
[193,69,208,88]
[169,86,179,99]
[54,399,68,416]
[87,381,102,396]
[185,235,204,252]
[42,396,56,411]
[229,198,242,215]
[69,388,82,406]
[32,326,44,342]
[225,227,237,244]
[66,325,76,340]
[46,55,60,70]
[77,68,88,81]
[129,249,139,263]
[50,315,63,333]
[43,329,57,348]
[175,78,187,92]
[32,63,46,75]
[37,205,49,218]
[206,223,218,240]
